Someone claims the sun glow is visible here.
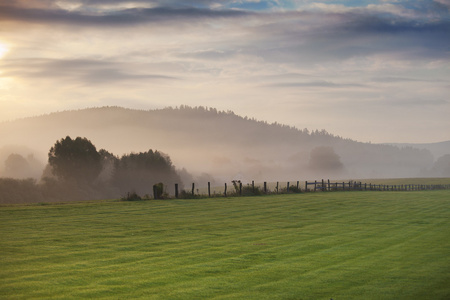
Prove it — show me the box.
[0,42,9,59]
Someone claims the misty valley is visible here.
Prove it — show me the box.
[1,106,449,204]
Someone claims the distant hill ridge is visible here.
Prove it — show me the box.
[0,106,448,181]
[384,141,450,160]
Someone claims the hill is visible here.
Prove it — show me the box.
[0,106,447,183]
[384,141,450,160]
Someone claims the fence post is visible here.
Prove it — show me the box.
[239,182,242,196]
[192,183,195,196]
[252,180,255,193]
[305,181,308,192]
[153,185,158,200]
[208,182,211,197]
[314,181,317,192]
[276,182,279,193]
[264,182,267,193]
[224,182,227,197]
[297,181,300,192]
[175,183,179,198]
[287,182,290,193]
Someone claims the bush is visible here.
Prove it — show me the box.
[287,185,302,193]
[0,178,45,204]
[178,190,203,199]
[121,192,142,201]
[153,183,165,199]
[230,180,264,196]
[241,184,264,196]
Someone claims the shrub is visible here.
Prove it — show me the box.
[121,192,142,201]
[288,185,302,193]
[153,182,165,199]
[241,184,264,196]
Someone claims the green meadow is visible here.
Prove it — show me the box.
[1,191,449,299]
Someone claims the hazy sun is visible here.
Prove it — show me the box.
[0,42,9,59]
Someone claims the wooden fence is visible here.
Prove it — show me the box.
[166,179,450,199]
[304,179,450,192]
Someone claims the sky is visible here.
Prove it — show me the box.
[0,0,449,144]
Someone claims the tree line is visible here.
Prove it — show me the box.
[0,136,181,203]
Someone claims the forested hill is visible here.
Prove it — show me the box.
[0,106,446,181]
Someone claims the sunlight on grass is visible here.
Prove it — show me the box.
[1,191,449,299]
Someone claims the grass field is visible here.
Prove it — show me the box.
[1,191,449,299]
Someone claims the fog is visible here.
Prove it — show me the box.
[0,145,45,180]
[0,106,448,203]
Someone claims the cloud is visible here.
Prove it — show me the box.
[2,1,448,65]
[434,0,450,9]
[266,80,366,88]
[370,76,436,83]
[178,49,236,61]
[378,97,449,107]
[254,12,450,64]
[1,58,178,85]
[0,2,250,27]
[0,0,449,143]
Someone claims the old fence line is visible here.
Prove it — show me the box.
[150,179,450,199]
[304,179,450,192]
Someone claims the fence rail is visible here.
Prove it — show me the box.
[155,179,450,199]
[304,179,450,192]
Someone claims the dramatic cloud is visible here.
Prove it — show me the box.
[0,0,449,143]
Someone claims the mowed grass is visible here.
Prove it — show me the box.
[1,191,449,299]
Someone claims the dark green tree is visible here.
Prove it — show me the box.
[48,136,102,183]
[113,150,181,196]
